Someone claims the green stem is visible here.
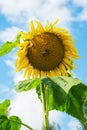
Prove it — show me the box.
[9,119,34,130]
[41,83,49,130]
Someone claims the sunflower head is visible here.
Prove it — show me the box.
[16,20,79,79]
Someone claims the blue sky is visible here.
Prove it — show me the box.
[0,0,87,130]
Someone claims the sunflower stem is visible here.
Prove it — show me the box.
[41,83,49,130]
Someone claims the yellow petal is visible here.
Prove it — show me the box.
[31,70,35,79]
[63,42,74,48]
[27,66,33,79]
[36,21,44,32]
[33,69,39,78]
[53,69,61,76]
[52,19,59,26]
[65,52,79,59]
[41,71,47,77]
[24,68,28,78]
[47,71,56,76]
[47,71,52,77]
[63,58,76,68]
[59,64,68,76]
[63,62,74,76]
[22,33,33,39]
[16,63,28,72]
[16,58,29,71]
[30,21,36,34]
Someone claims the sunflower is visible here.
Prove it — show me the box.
[16,20,79,79]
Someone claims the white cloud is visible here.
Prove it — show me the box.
[0,0,74,29]
[72,0,87,21]
[4,57,42,129]
[68,119,82,130]
[10,89,66,130]
[77,9,87,21]
[10,90,43,130]
[5,59,15,69]
[5,54,25,84]
[0,0,68,17]
[73,0,87,7]
[0,0,41,23]
[36,5,73,28]
[0,84,15,102]
[0,26,21,42]
[0,0,87,27]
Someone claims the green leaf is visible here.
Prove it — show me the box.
[15,34,21,43]
[42,77,67,110]
[0,115,22,130]
[0,99,10,116]
[0,34,21,56]
[9,116,22,130]
[0,100,22,130]
[65,83,87,124]
[0,116,11,130]
[15,78,41,92]
[45,76,81,93]
[0,100,33,130]
[36,76,81,111]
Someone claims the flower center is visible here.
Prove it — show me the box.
[27,32,64,71]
